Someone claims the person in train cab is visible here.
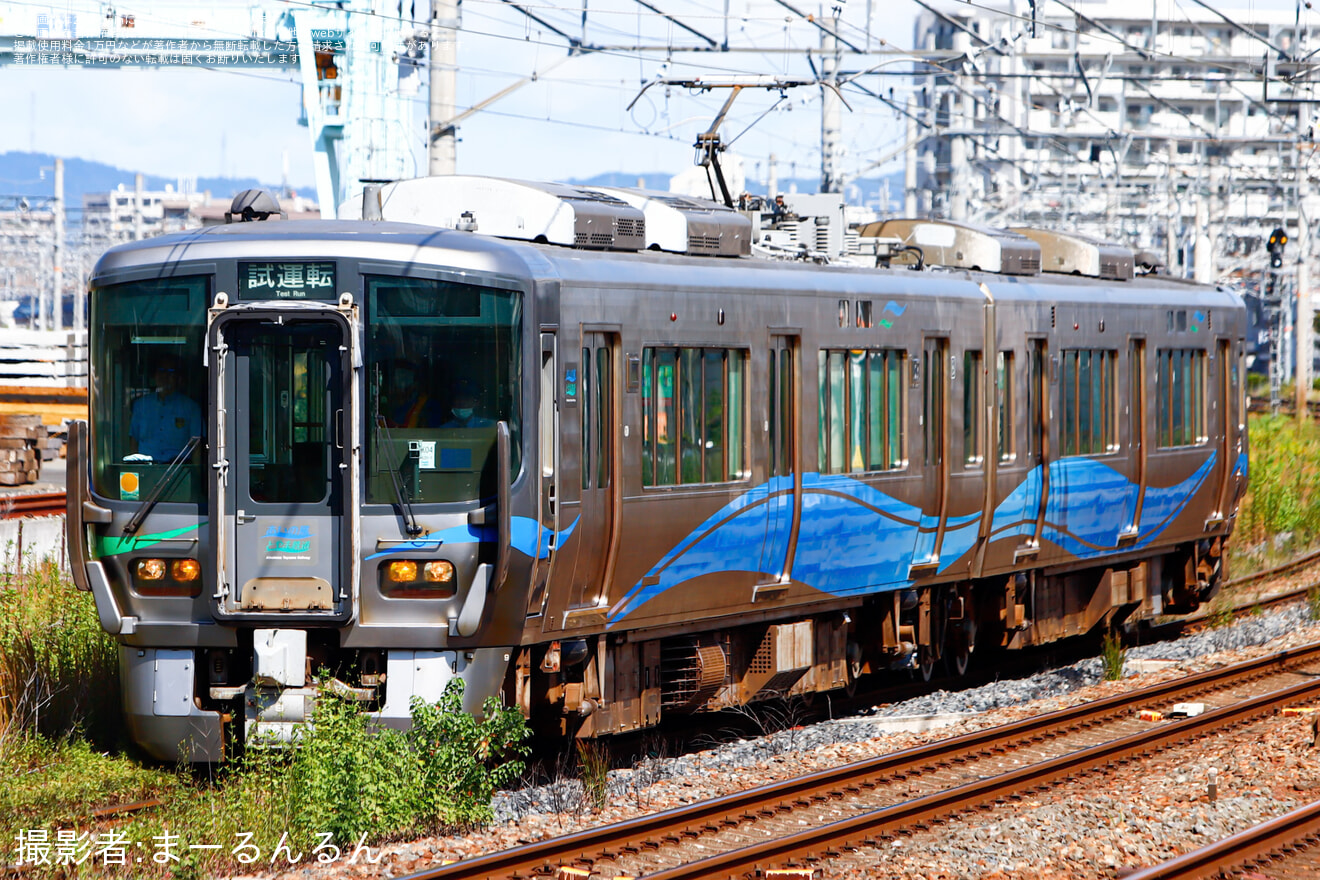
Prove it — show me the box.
[442,379,495,428]
[384,359,443,428]
[128,353,203,462]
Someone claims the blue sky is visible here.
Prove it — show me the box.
[2,0,922,192]
[4,0,1309,195]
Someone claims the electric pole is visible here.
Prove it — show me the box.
[428,0,460,176]
[52,158,63,334]
[820,19,843,193]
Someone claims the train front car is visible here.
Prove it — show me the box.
[66,220,539,761]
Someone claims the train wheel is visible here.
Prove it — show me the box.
[845,656,862,697]
[918,646,940,682]
[950,616,975,677]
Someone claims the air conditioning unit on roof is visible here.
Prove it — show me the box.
[342,176,646,251]
[856,219,1041,276]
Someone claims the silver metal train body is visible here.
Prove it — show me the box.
[67,179,1247,760]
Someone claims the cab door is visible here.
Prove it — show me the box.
[212,315,350,621]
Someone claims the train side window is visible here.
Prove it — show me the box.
[642,349,653,486]
[856,301,873,329]
[963,350,983,466]
[996,351,1015,462]
[838,300,850,328]
[581,346,592,490]
[1156,348,1207,447]
[641,347,746,486]
[1060,349,1118,456]
[818,347,906,474]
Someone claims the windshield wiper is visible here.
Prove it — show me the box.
[123,436,202,536]
[374,415,422,536]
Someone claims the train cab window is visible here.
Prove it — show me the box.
[963,350,983,466]
[364,275,522,505]
[1156,348,1207,447]
[996,351,1015,462]
[89,275,209,503]
[817,348,906,474]
[1059,349,1118,456]
[641,347,746,486]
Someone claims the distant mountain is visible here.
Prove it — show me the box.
[0,151,296,213]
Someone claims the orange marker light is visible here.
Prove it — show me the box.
[387,560,418,582]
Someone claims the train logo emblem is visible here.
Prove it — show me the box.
[261,525,314,561]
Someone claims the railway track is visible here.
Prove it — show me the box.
[403,641,1320,880]
[1124,799,1320,879]
[0,490,65,519]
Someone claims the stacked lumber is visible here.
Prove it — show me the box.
[0,414,48,485]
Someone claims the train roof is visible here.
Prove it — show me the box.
[91,219,1241,311]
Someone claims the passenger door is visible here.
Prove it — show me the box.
[912,336,948,572]
[213,315,350,620]
[1020,338,1050,560]
[565,331,618,611]
[1123,338,1147,540]
[761,335,798,580]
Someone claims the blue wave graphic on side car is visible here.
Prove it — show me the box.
[607,452,1216,625]
[365,515,577,561]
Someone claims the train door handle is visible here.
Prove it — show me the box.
[236,509,256,523]
[334,409,344,449]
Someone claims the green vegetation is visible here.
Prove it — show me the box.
[576,739,611,812]
[1101,631,1126,681]
[1,556,529,878]
[1237,414,1320,560]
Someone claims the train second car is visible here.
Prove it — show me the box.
[68,179,1247,760]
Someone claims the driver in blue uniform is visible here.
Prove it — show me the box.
[129,354,203,462]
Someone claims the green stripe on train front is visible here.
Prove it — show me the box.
[98,523,205,557]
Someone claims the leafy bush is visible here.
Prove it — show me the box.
[289,678,529,843]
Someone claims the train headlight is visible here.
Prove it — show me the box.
[132,557,202,597]
[380,558,457,598]
[424,561,454,583]
[386,560,418,582]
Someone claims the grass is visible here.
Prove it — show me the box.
[576,739,611,813]
[1,556,530,877]
[1236,414,1320,562]
[1101,632,1126,681]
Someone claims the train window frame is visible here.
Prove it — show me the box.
[363,274,524,507]
[817,347,907,475]
[1059,348,1119,457]
[963,350,984,468]
[640,346,748,488]
[996,350,1015,463]
[89,274,210,505]
[1155,348,1208,448]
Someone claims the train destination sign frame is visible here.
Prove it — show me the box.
[237,262,337,301]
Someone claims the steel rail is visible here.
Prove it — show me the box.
[400,641,1320,880]
[641,675,1320,880]
[1120,799,1320,879]
[0,491,66,519]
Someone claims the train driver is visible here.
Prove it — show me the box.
[128,353,203,462]
[442,379,495,428]
[384,359,443,428]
